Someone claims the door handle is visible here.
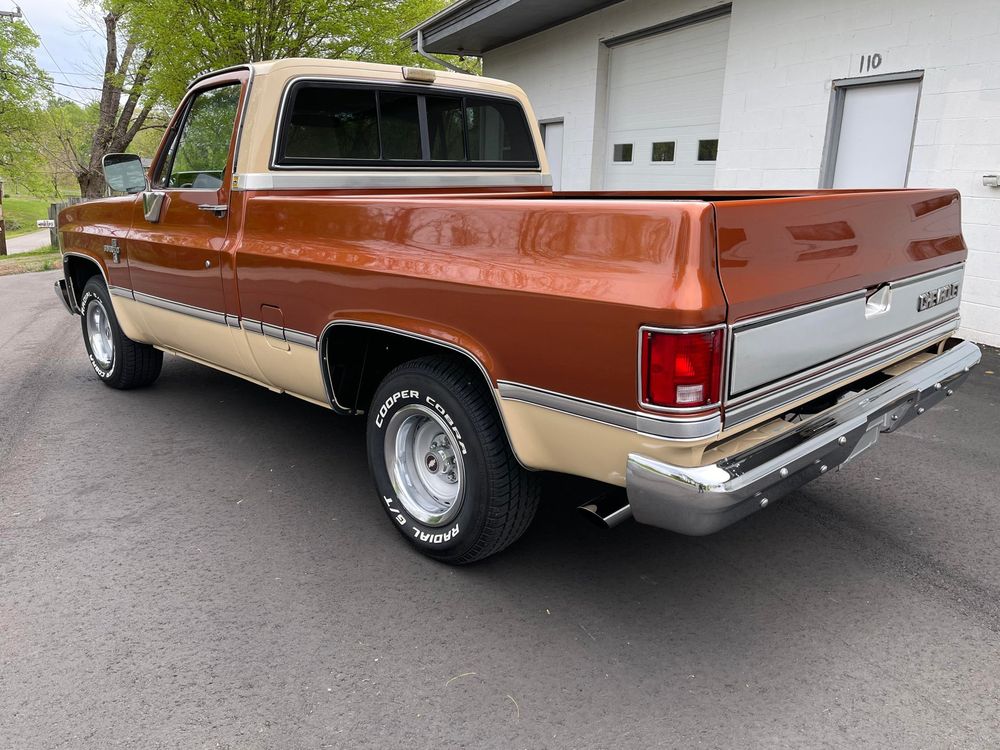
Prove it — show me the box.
[198,204,229,217]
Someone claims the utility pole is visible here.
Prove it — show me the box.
[0,6,23,19]
[0,179,6,256]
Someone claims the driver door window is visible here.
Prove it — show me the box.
[160,85,241,190]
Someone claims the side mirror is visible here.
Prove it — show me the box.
[102,153,148,195]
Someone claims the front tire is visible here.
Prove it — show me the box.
[366,356,540,564]
[80,276,162,389]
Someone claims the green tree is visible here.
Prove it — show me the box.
[0,19,50,193]
[123,0,462,105]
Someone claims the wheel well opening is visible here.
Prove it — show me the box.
[322,325,493,415]
[64,255,103,307]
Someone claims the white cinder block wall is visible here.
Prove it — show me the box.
[716,0,1000,346]
[484,0,1000,346]
[486,0,726,193]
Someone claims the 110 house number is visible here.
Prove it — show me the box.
[859,53,883,74]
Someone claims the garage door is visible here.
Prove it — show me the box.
[604,14,731,191]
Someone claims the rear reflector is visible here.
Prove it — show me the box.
[641,328,724,409]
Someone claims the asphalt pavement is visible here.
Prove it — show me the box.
[2,270,999,749]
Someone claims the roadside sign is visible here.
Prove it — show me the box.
[37,219,56,228]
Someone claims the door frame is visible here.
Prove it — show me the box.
[539,118,565,190]
[819,69,924,189]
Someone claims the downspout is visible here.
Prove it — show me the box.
[416,29,474,74]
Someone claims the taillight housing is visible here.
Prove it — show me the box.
[640,327,725,410]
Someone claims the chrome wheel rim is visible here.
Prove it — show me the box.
[85,297,114,369]
[384,404,465,527]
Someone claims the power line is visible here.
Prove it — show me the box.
[3,69,104,93]
[18,7,74,84]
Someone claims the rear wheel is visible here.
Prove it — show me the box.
[80,276,162,389]
[366,356,540,564]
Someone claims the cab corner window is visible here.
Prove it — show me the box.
[160,84,241,189]
[466,96,535,163]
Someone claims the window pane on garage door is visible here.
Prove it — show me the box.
[604,14,730,190]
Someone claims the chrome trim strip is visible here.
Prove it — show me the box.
[498,381,722,442]
[241,318,263,335]
[109,285,134,300]
[260,322,285,341]
[725,315,960,427]
[636,323,727,414]
[133,291,228,326]
[732,289,865,332]
[285,329,318,349]
[626,339,982,536]
[236,171,552,191]
[731,264,965,332]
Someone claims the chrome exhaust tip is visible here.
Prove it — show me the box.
[577,493,632,529]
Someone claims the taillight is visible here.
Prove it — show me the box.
[640,328,724,409]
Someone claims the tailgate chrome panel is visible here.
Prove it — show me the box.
[728,265,964,397]
[725,314,959,428]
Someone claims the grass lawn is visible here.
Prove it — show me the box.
[0,246,61,276]
[2,197,51,238]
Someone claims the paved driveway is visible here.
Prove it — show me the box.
[2,270,999,749]
[3,229,52,254]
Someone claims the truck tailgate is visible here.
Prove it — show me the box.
[713,189,967,404]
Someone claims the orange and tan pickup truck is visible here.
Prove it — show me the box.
[55,59,982,563]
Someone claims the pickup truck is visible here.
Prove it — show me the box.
[55,59,982,564]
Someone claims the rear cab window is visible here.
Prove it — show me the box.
[274,81,539,169]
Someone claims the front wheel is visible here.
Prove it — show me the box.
[79,276,162,389]
[366,356,540,564]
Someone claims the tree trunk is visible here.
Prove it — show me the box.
[77,170,106,200]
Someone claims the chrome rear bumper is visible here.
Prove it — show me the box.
[626,339,982,535]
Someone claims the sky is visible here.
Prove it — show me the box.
[6,0,106,104]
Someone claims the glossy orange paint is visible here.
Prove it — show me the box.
[712,189,966,321]
[233,191,725,407]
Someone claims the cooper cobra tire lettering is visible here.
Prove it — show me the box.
[375,390,419,428]
[81,291,113,379]
[366,355,539,564]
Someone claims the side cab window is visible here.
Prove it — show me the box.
[155,83,242,190]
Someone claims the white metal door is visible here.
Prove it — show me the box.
[542,121,565,191]
[831,80,920,188]
[604,15,730,190]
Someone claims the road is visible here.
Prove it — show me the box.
[2,270,999,749]
[3,229,52,255]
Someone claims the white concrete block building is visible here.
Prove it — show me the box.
[407,0,1000,345]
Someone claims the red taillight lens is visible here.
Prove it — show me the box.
[641,328,724,409]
